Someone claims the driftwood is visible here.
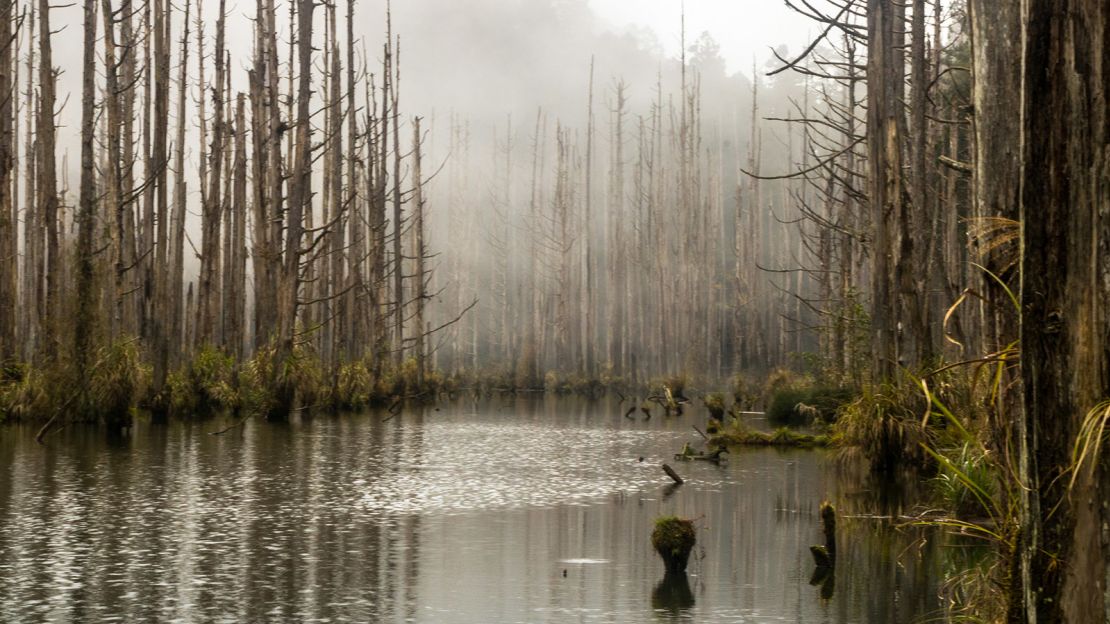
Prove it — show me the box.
[662,463,684,484]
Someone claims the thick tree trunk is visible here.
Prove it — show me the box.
[866,0,904,379]
[1020,0,1110,620]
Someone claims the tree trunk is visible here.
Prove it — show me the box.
[37,0,58,359]
[0,0,14,364]
[866,0,904,379]
[1020,0,1110,620]
[75,0,98,376]
[196,0,226,348]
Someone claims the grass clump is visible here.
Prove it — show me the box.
[651,516,697,574]
[930,442,997,519]
[703,392,726,419]
[83,340,150,426]
[0,363,49,422]
[710,423,830,449]
[167,346,238,416]
[832,381,928,471]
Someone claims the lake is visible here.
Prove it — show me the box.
[0,395,952,622]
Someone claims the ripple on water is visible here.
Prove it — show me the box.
[354,421,682,516]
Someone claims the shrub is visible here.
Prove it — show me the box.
[168,346,237,417]
[833,382,928,472]
[84,340,151,426]
[767,386,855,425]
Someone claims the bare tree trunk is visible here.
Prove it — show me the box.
[1020,1,1110,620]
[150,0,172,406]
[21,4,37,359]
[37,0,58,359]
[0,0,14,364]
[411,117,426,385]
[273,0,314,417]
[866,0,903,379]
[75,0,98,378]
[583,56,595,377]
[196,0,226,348]
[390,25,403,366]
[967,0,1025,615]
[227,93,247,358]
[167,0,190,366]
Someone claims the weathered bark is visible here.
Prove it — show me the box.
[100,0,125,340]
[75,0,98,374]
[907,0,932,364]
[968,0,1025,617]
[583,57,595,376]
[228,94,247,358]
[390,25,404,366]
[1020,1,1110,621]
[37,0,58,359]
[866,0,904,379]
[249,0,281,350]
[272,0,314,417]
[169,0,190,361]
[411,117,426,385]
[150,0,171,402]
[21,4,37,359]
[196,0,227,348]
[0,0,14,363]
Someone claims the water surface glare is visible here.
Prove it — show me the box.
[0,396,948,622]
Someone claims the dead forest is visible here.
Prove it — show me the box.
[0,0,1108,618]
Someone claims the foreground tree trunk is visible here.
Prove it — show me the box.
[1020,0,1110,620]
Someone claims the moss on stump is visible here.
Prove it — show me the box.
[652,516,697,574]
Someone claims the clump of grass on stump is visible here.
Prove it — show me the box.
[652,516,697,574]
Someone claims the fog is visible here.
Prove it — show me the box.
[31,0,827,380]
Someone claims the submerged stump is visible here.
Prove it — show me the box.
[652,516,697,574]
[810,501,837,568]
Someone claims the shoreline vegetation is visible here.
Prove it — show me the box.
[1,342,1017,615]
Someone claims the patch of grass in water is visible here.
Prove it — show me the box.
[710,422,831,449]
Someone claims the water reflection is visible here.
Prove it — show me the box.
[0,396,949,622]
[652,572,695,618]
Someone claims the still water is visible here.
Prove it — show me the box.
[1,396,953,623]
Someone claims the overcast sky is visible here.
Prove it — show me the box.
[588,0,815,73]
